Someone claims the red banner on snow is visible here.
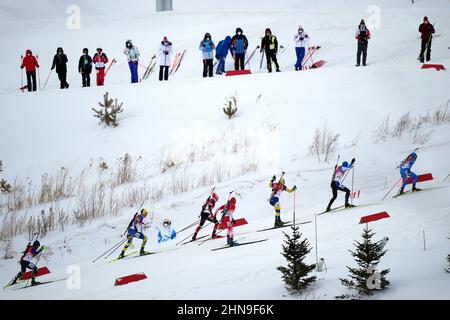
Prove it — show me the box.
[359,212,390,224]
[421,64,446,71]
[226,70,252,76]
[115,273,147,286]
[20,267,50,280]
[219,218,248,230]
[406,173,433,184]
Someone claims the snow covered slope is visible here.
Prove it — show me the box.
[0,0,449,299]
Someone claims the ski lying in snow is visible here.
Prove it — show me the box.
[211,239,268,251]
[257,220,312,232]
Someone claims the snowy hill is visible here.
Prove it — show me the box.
[0,0,449,299]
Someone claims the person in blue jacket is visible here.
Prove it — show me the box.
[231,27,249,70]
[199,33,216,78]
[215,36,233,75]
[157,219,177,243]
[399,152,421,194]
[118,208,149,259]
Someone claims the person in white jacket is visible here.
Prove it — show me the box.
[158,36,173,81]
[294,25,310,70]
[123,39,140,83]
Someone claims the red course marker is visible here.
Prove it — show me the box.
[114,273,147,286]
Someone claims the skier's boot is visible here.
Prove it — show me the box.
[276,69,281,72]
[191,233,197,241]
[31,279,40,286]
[345,203,356,208]
[139,248,147,256]
[211,232,219,239]
[118,251,125,259]
[325,206,331,212]
[412,185,422,192]
[398,188,404,195]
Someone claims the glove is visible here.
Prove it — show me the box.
[351,158,356,164]
[38,245,45,251]
[272,175,276,181]
[232,219,236,225]
[293,185,297,190]
[20,66,24,69]
[51,66,54,70]
[300,37,304,41]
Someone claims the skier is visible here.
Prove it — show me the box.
[92,47,109,86]
[78,48,92,87]
[118,208,149,258]
[199,32,216,78]
[418,16,435,63]
[269,175,297,227]
[294,25,309,71]
[260,28,280,73]
[9,240,45,286]
[157,219,177,243]
[211,197,238,246]
[124,39,140,83]
[51,47,69,89]
[231,27,249,71]
[326,158,356,212]
[355,19,371,67]
[158,36,173,81]
[215,36,233,75]
[20,49,39,92]
[192,192,219,241]
[399,152,421,195]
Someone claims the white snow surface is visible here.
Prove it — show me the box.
[0,0,449,299]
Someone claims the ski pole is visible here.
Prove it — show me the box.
[197,225,226,246]
[443,173,450,182]
[123,200,145,236]
[381,176,402,201]
[103,238,129,260]
[25,247,45,287]
[92,238,127,263]
[36,54,41,90]
[330,155,340,183]
[351,164,355,205]
[176,221,214,245]
[177,219,201,235]
[396,147,419,169]
[20,55,24,91]
[42,70,52,90]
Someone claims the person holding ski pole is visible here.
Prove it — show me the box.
[21,49,39,92]
[199,32,216,78]
[326,158,355,212]
[51,47,69,89]
[355,19,371,67]
[215,36,233,75]
[124,39,140,83]
[9,240,45,286]
[418,16,435,63]
[211,197,238,246]
[231,27,249,71]
[158,36,173,81]
[118,208,149,259]
[192,192,219,241]
[398,152,421,195]
[269,175,297,227]
[93,47,108,86]
[260,28,280,73]
[78,48,92,87]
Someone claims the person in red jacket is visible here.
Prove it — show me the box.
[92,48,109,86]
[21,49,39,92]
[355,19,371,67]
[211,197,238,246]
[418,16,435,63]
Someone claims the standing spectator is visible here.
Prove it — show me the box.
[51,47,69,89]
[124,39,140,83]
[92,48,108,86]
[418,16,435,63]
[231,27,249,70]
[215,36,233,75]
[355,19,371,67]
[78,48,92,87]
[199,32,216,78]
[261,28,280,73]
[294,25,309,71]
[158,36,173,81]
[21,49,39,92]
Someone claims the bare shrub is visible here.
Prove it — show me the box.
[92,92,124,127]
[73,182,106,226]
[1,239,15,260]
[0,179,11,193]
[112,153,140,187]
[37,168,74,205]
[309,125,340,163]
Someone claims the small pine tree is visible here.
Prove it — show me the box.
[0,179,12,193]
[340,226,390,296]
[92,92,124,127]
[277,226,316,294]
[223,95,238,119]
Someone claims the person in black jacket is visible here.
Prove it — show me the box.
[231,27,249,70]
[260,28,280,73]
[78,48,92,87]
[51,47,69,89]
